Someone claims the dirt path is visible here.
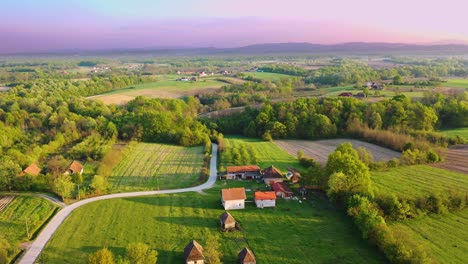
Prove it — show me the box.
[34,194,66,207]
[18,144,219,264]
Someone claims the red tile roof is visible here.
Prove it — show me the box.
[66,161,83,174]
[272,182,293,194]
[227,165,260,173]
[19,163,41,176]
[254,191,277,200]
[222,188,246,201]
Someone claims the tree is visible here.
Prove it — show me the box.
[90,175,109,195]
[53,175,75,200]
[392,75,402,85]
[326,143,373,202]
[125,242,157,264]
[0,156,21,191]
[88,248,115,264]
[204,235,222,264]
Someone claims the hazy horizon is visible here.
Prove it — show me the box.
[2,0,468,53]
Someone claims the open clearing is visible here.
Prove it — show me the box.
[390,209,468,263]
[444,79,468,89]
[222,137,303,171]
[440,127,468,141]
[39,182,384,264]
[109,143,205,192]
[89,78,226,104]
[371,165,468,198]
[432,144,468,174]
[242,71,296,81]
[274,139,401,165]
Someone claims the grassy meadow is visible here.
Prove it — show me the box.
[371,165,468,199]
[221,136,303,171]
[39,182,384,264]
[439,127,468,141]
[242,71,296,81]
[444,79,468,89]
[108,143,205,192]
[390,209,468,263]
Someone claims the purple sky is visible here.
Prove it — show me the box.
[2,0,468,53]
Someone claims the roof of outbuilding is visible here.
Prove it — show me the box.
[238,247,256,263]
[220,212,236,225]
[184,240,204,261]
[19,163,41,176]
[66,160,83,173]
[227,165,260,173]
[262,165,283,179]
[272,182,293,194]
[254,191,277,200]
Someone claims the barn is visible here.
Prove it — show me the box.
[272,182,294,198]
[18,163,41,177]
[254,191,276,208]
[64,160,84,175]
[262,165,283,184]
[221,188,246,210]
[225,165,261,180]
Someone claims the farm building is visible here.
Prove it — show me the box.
[339,92,353,97]
[272,182,294,198]
[64,160,83,175]
[238,247,256,264]
[254,191,276,208]
[225,165,261,180]
[221,188,246,210]
[220,212,236,229]
[184,240,205,264]
[18,163,41,176]
[262,165,283,184]
[286,169,301,184]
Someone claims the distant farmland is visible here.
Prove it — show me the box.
[109,143,205,191]
[274,139,400,165]
[440,127,468,141]
[444,79,468,89]
[242,71,296,81]
[89,78,226,104]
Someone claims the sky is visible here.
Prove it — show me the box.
[1,0,468,53]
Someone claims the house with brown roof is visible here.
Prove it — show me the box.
[286,168,301,184]
[220,212,236,230]
[64,160,83,175]
[18,163,41,177]
[221,188,246,210]
[272,182,294,199]
[262,165,283,184]
[184,240,205,264]
[254,191,276,208]
[238,248,256,264]
[225,165,261,180]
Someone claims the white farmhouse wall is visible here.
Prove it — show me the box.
[255,199,276,208]
[223,199,245,210]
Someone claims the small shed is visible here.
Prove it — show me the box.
[220,212,236,229]
[64,160,83,175]
[254,191,276,208]
[238,247,256,264]
[184,240,205,264]
[272,182,293,198]
[262,165,283,184]
[18,163,41,177]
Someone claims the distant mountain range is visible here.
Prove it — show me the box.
[4,42,468,56]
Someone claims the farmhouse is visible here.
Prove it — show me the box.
[221,188,246,210]
[254,191,276,208]
[272,182,293,198]
[262,165,283,184]
[184,240,205,264]
[64,160,83,175]
[18,163,41,176]
[225,165,261,180]
[220,212,236,229]
[238,247,256,264]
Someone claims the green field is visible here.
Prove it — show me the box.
[371,165,468,198]
[390,209,468,263]
[444,79,468,89]
[222,136,303,171]
[0,195,57,261]
[109,143,205,192]
[243,71,296,81]
[39,182,384,263]
[439,127,468,141]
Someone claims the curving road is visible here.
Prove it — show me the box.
[19,144,218,264]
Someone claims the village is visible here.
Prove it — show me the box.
[184,165,303,264]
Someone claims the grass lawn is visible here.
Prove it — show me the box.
[444,79,468,89]
[39,182,384,263]
[242,72,296,81]
[109,143,205,192]
[0,195,57,261]
[371,165,468,199]
[222,136,303,172]
[439,127,468,141]
[390,209,468,263]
